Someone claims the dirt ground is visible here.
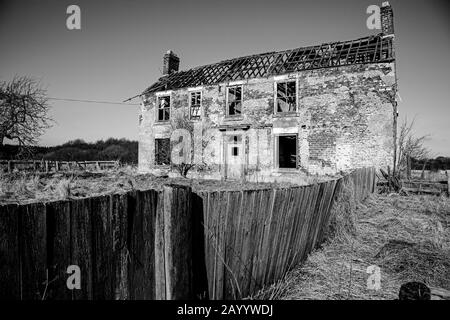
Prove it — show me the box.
[252,192,450,300]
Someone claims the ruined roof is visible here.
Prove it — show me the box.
[143,33,394,95]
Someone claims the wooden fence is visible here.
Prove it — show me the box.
[402,180,449,196]
[196,167,376,299]
[0,167,376,300]
[0,160,119,173]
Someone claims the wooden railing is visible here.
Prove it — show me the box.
[402,179,449,196]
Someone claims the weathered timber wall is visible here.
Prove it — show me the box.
[196,167,376,299]
[0,186,204,300]
[0,168,375,300]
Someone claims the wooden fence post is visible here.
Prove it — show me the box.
[7,160,12,173]
[447,171,450,196]
[155,185,194,300]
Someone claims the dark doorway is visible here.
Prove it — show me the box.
[278,135,297,168]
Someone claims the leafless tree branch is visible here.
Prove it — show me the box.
[0,76,54,149]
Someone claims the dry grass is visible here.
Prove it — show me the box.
[251,187,450,300]
[0,166,309,205]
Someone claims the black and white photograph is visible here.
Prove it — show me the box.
[0,0,449,313]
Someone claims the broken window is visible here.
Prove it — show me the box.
[155,138,170,165]
[227,86,242,116]
[278,135,297,169]
[276,81,296,113]
[190,91,201,120]
[157,96,170,121]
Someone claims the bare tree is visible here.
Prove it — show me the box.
[396,117,430,178]
[0,76,53,147]
[170,114,195,178]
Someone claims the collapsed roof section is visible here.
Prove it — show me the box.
[143,33,394,95]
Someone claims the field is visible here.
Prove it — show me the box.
[251,190,450,300]
[0,167,322,205]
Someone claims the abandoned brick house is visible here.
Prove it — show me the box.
[138,2,398,182]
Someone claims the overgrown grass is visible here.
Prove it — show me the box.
[250,186,450,300]
[0,166,311,204]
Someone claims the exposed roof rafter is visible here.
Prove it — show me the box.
[143,33,394,95]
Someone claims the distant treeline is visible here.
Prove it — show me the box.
[0,138,138,164]
[411,156,450,171]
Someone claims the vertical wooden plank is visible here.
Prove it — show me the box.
[253,189,275,290]
[46,200,71,300]
[273,188,296,281]
[316,180,339,245]
[243,190,266,296]
[310,182,330,249]
[128,190,156,299]
[237,189,258,297]
[222,191,237,299]
[306,183,325,252]
[291,186,309,266]
[204,191,219,299]
[210,190,228,300]
[312,181,335,247]
[249,189,271,294]
[201,192,213,300]
[264,188,288,284]
[70,198,93,300]
[261,189,279,286]
[154,190,166,300]
[223,191,243,299]
[279,187,304,276]
[111,193,130,299]
[447,170,450,196]
[162,185,194,300]
[126,190,141,299]
[281,187,304,276]
[91,195,113,299]
[0,204,20,299]
[298,184,319,263]
[20,202,47,300]
[191,191,209,300]
[141,190,157,299]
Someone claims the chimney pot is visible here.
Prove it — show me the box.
[380,2,394,35]
[163,50,180,75]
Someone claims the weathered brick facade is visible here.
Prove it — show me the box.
[139,61,396,182]
[139,2,397,182]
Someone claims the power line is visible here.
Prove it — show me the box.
[48,97,140,106]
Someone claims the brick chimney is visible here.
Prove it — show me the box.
[163,50,180,75]
[381,2,394,36]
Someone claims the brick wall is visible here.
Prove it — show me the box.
[139,62,396,181]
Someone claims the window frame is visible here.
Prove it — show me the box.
[274,79,298,114]
[274,133,299,170]
[188,90,202,121]
[226,85,244,118]
[156,95,171,122]
[154,138,171,166]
